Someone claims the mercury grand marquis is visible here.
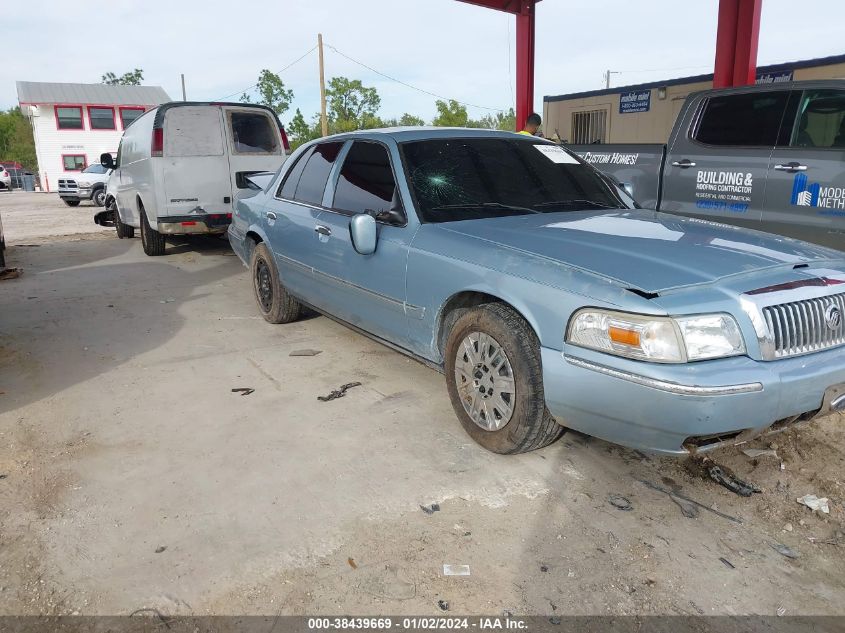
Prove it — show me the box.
[229,128,845,455]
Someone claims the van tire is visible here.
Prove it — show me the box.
[444,303,565,454]
[251,242,301,324]
[140,206,166,256]
[113,202,134,239]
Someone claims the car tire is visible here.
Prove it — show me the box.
[113,202,134,239]
[139,205,165,256]
[444,302,565,454]
[93,188,106,207]
[64,200,80,207]
[250,242,301,324]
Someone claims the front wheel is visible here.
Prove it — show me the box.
[63,199,80,207]
[93,189,106,207]
[444,303,564,454]
[112,202,134,239]
[140,207,165,256]
[250,242,301,324]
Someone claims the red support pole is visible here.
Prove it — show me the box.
[515,1,536,131]
[713,0,739,88]
[713,0,762,88]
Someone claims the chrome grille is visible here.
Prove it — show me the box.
[763,292,845,358]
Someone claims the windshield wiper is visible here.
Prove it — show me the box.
[533,199,622,210]
[429,202,542,214]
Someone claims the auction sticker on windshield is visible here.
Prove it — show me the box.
[533,144,579,164]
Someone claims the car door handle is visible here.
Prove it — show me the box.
[670,159,696,168]
[266,211,277,220]
[314,225,332,236]
[773,162,808,172]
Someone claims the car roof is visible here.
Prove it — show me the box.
[320,126,549,143]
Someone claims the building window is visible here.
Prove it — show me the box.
[119,107,145,129]
[62,154,87,171]
[693,91,788,147]
[571,110,607,144]
[88,106,116,130]
[56,106,84,130]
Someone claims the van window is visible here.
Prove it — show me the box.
[791,90,845,148]
[332,142,400,216]
[294,142,343,206]
[278,148,313,199]
[230,111,279,154]
[164,107,224,157]
[694,91,788,147]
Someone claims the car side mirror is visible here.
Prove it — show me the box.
[100,153,115,169]
[350,213,377,255]
[620,182,634,197]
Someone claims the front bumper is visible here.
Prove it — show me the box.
[542,344,845,454]
[59,186,93,201]
[157,213,232,235]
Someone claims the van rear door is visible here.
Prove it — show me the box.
[162,106,232,217]
[221,106,285,195]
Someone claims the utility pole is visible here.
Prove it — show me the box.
[318,33,328,137]
[181,74,187,101]
[604,70,620,89]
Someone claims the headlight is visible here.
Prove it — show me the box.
[566,309,745,363]
[77,181,90,187]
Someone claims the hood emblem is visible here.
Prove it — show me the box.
[824,304,842,331]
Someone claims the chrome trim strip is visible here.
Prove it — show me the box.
[565,356,764,396]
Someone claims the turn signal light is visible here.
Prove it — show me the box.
[608,326,641,347]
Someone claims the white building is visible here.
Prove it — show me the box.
[16,81,171,192]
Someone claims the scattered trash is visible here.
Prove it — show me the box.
[290,349,323,357]
[502,609,514,618]
[549,617,561,625]
[639,479,742,524]
[777,606,786,617]
[437,600,449,611]
[539,564,549,572]
[645,577,657,586]
[608,494,633,511]
[0,474,7,480]
[719,557,735,569]
[159,298,175,304]
[154,546,166,554]
[318,382,362,402]
[701,457,761,497]
[770,543,800,559]
[231,387,255,396]
[670,493,699,518]
[797,494,830,514]
[0,268,22,281]
[463,531,471,537]
[743,448,779,459]
[442,564,470,576]
[783,523,793,532]
[347,557,357,570]
[420,503,440,515]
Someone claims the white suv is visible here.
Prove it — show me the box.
[58,164,112,207]
[0,165,11,191]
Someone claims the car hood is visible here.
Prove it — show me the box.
[436,210,845,293]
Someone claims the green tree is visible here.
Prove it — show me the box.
[326,77,381,130]
[241,69,294,117]
[398,113,425,126]
[431,99,468,127]
[472,108,517,131]
[101,69,144,85]
[287,108,321,150]
[0,107,37,171]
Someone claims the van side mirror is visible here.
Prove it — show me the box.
[100,153,115,169]
[350,214,377,255]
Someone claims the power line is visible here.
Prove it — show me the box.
[324,42,508,112]
[214,45,318,102]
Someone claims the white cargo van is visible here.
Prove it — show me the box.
[100,102,289,256]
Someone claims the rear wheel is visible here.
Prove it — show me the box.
[93,188,106,207]
[250,242,301,324]
[63,200,80,207]
[444,303,565,454]
[140,205,165,256]
[112,201,134,239]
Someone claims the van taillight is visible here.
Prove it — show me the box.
[279,125,290,152]
[151,127,164,157]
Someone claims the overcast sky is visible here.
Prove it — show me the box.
[4,0,845,123]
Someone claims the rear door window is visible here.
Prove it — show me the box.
[278,148,313,199]
[789,89,845,148]
[693,91,789,147]
[164,107,224,157]
[332,141,401,217]
[229,111,280,154]
[293,142,343,206]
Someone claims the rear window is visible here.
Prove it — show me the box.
[164,107,224,157]
[293,142,343,206]
[230,111,279,154]
[693,91,789,147]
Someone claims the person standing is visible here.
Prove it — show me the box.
[518,113,542,136]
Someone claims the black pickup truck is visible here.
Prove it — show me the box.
[568,80,845,250]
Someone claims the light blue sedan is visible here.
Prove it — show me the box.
[229,128,845,455]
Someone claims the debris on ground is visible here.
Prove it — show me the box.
[159,298,175,304]
[437,600,449,611]
[670,493,700,518]
[743,448,779,459]
[719,557,735,569]
[442,564,470,576]
[231,387,255,396]
[347,557,357,570]
[796,494,830,514]
[608,494,633,511]
[420,503,440,515]
[0,268,22,281]
[317,382,362,402]
[540,564,549,572]
[688,456,761,497]
[289,349,323,357]
[770,543,800,559]
[154,546,166,554]
[639,479,742,524]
